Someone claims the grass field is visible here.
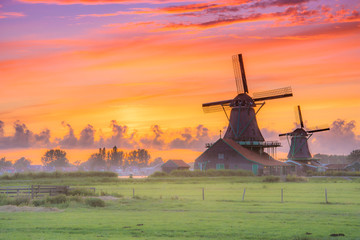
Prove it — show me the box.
[0,176,359,239]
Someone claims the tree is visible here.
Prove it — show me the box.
[0,157,12,170]
[107,146,124,169]
[41,149,69,168]
[348,149,360,163]
[14,157,31,171]
[83,148,107,171]
[127,149,150,167]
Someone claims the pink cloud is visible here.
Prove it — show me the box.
[17,0,192,4]
[0,12,25,19]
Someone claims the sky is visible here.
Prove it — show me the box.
[0,0,359,164]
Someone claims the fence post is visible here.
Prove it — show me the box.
[242,188,246,201]
[31,185,34,199]
[325,188,328,204]
[281,188,283,203]
[17,189,19,197]
[133,188,135,198]
[202,188,205,200]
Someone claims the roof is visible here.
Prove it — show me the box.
[222,138,288,166]
[162,160,190,168]
[325,164,348,170]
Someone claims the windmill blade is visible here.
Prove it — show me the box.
[307,127,330,134]
[232,54,248,94]
[253,86,293,102]
[202,99,232,113]
[296,105,304,128]
[279,132,292,137]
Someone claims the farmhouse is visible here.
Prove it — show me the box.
[161,160,190,173]
[194,138,289,175]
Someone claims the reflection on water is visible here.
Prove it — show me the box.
[118,175,147,179]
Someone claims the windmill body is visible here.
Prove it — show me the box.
[287,128,312,160]
[223,94,264,142]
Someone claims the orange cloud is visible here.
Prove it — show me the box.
[17,0,193,4]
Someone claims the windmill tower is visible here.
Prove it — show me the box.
[202,54,293,155]
[279,105,330,162]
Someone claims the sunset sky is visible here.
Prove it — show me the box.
[1,0,359,164]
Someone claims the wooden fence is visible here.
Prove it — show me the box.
[0,185,69,199]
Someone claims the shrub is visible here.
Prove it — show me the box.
[12,196,31,206]
[85,198,105,207]
[67,188,95,196]
[263,176,280,182]
[32,199,46,206]
[149,171,169,178]
[150,169,254,178]
[46,194,67,204]
[0,171,118,180]
[286,175,308,182]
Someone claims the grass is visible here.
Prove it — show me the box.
[0,175,359,239]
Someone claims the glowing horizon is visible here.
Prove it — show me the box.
[1,0,359,164]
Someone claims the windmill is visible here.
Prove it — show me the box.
[279,105,330,161]
[202,54,293,154]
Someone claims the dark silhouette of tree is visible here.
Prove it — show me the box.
[41,149,69,168]
[107,146,124,168]
[127,149,150,167]
[14,157,31,171]
[83,148,106,171]
[0,157,12,170]
[348,149,360,163]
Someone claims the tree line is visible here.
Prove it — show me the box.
[0,146,154,172]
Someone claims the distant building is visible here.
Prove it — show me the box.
[161,160,190,174]
[345,162,360,172]
[194,138,289,175]
[324,164,348,171]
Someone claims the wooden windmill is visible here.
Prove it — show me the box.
[202,54,293,154]
[279,105,330,161]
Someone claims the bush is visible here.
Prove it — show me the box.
[263,176,280,182]
[306,171,360,177]
[46,194,67,204]
[286,175,308,182]
[67,188,95,196]
[149,171,169,178]
[85,198,105,207]
[32,199,46,206]
[0,171,118,180]
[12,196,31,206]
[150,169,254,178]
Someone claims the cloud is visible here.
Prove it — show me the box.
[58,121,78,148]
[0,121,4,137]
[34,129,51,147]
[17,0,192,5]
[140,125,165,149]
[105,120,138,148]
[0,12,25,19]
[169,125,216,150]
[0,121,52,149]
[311,119,360,155]
[78,124,95,148]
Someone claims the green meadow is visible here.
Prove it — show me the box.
[0,175,359,240]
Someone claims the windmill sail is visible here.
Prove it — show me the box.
[253,87,292,102]
[297,105,304,128]
[232,54,248,94]
[202,99,232,113]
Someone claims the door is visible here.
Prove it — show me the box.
[252,164,258,175]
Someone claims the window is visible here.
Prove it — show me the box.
[218,153,224,159]
[216,163,225,170]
